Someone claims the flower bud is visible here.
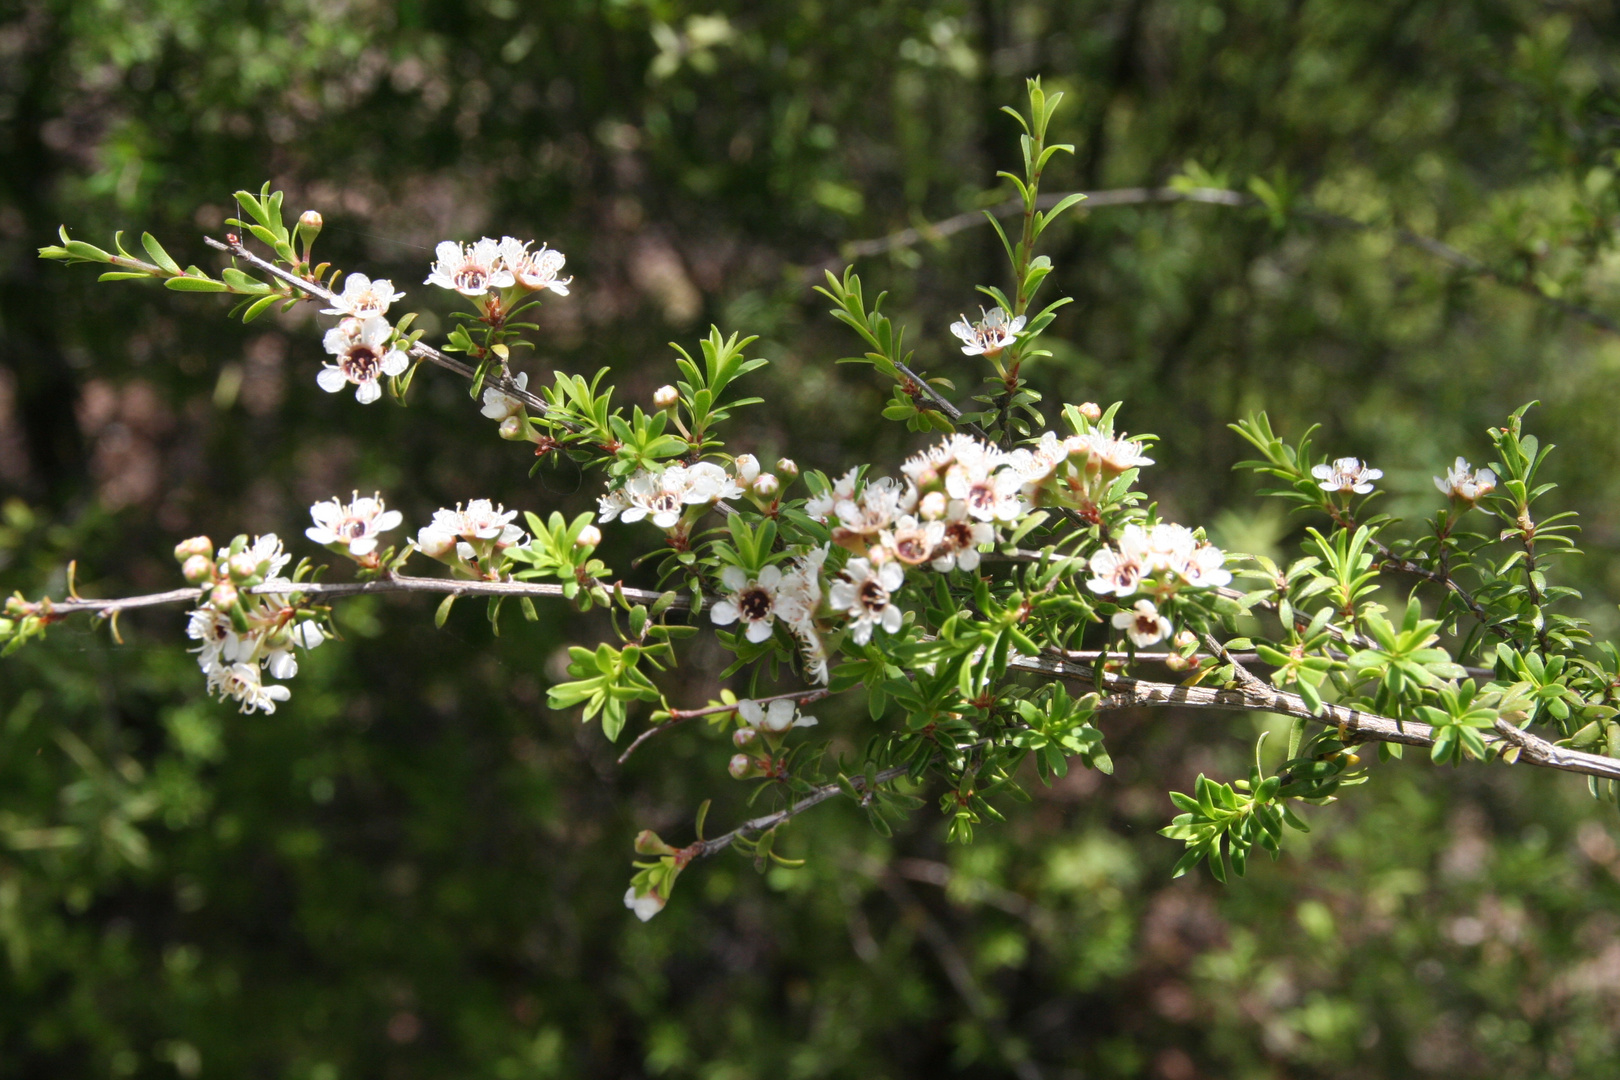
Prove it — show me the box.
[753,473,780,498]
[209,582,239,610]
[634,829,678,856]
[1173,629,1198,651]
[775,457,798,478]
[733,454,760,485]
[297,210,323,245]
[415,527,456,561]
[227,552,260,582]
[576,524,602,548]
[653,384,679,410]
[732,727,758,748]
[181,554,215,585]
[174,536,212,562]
[498,416,529,442]
[729,754,760,780]
[1164,652,1192,672]
[919,491,947,520]
[1078,401,1102,422]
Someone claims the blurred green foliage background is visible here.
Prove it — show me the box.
[6,1,1620,1076]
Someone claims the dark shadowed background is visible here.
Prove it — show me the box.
[5,1,1620,1077]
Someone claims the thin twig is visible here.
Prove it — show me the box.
[691,760,915,858]
[1008,651,1620,782]
[28,573,687,620]
[616,686,834,765]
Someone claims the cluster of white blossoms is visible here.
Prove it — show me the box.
[598,462,743,536]
[1313,456,1383,495]
[415,500,527,575]
[1085,523,1232,646]
[306,492,403,560]
[1434,457,1497,505]
[174,534,324,714]
[950,307,1026,358]
[425,237,571,298]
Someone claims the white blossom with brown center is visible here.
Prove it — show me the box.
[711,564,784,644]
[320,273,406,318]
[1113,598,1172,647]
[425,237,515,297]
[317,315,409,404]
[306,491,403,558]
[949,306,1026,358]
[497,237,572,295]
[829,557,905,645]
[1313,456,1382,494]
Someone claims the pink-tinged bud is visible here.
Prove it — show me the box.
[653,384,679,410]
[919,491,947,520]
[209,582,239,610]
[728,754,760,780]
[181,555,215,585]
[1173,629,1198,650]
[1164,652,1192,672]
[753,473,780,498]
[634,829,677,856]
[733,454,760,485]
[174,536,212,561]
[226,552,260,582]
[498,416,528,441]
[732,727,758,748]
[576,524,602,548]
[297,210,323,244]
[1078,401,1102,422]
[775,457,798,478]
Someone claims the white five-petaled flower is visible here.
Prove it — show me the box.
[481,371,530,421]
[496,237,572,295]
[1113,599,1172,647]
[609,463,742,531]
[1077,431,1155,474]
[220,533,291,581]
[829,557,905,645]
[882,514,946,566]
[805,468,860,522]
[306,491,403,558]
[1434,457,1497,504]
[737,697,818,733]
[1313,456,1383,495]
[318,315,409,404]
[949,307,1026,357]
[711,565,784,643]
[321,273,405,318]
[425,237,515,297]
[930,500,995,573]
[944,458,1026,523]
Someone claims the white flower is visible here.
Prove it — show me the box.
[949,307,1025,358]
[317,315,409,404]
[944,459,1025,523]
[186,606,240,672]
[710,564,784,644]
[497,237,571,295]
[623,885,665,922]
[733,454,760,485]
[480,371,530,421]
[1077,431,1154,474]
[1313,456,1382,494]
[1113,599,1172,647]
[436,499,524,545]
[1177,541,1232,589]
[263,621,325,681]
[320,273,405,318]
[829,557,905,645]
[805,467,859,521]
[902,434,1000,487]
[930,500,995,572]
[425,237,515,297]
[415,523,457,560]
[207,662,292,715]
[1086,525,1151,597]
[832,475,917,546]
[597,486,632,525]
[738,697,818,733]
[1004,431,1072,489]
[306,491,402,558]
[1434,457,1497,504]
[776,547,830,684]
[881,515,945,566]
